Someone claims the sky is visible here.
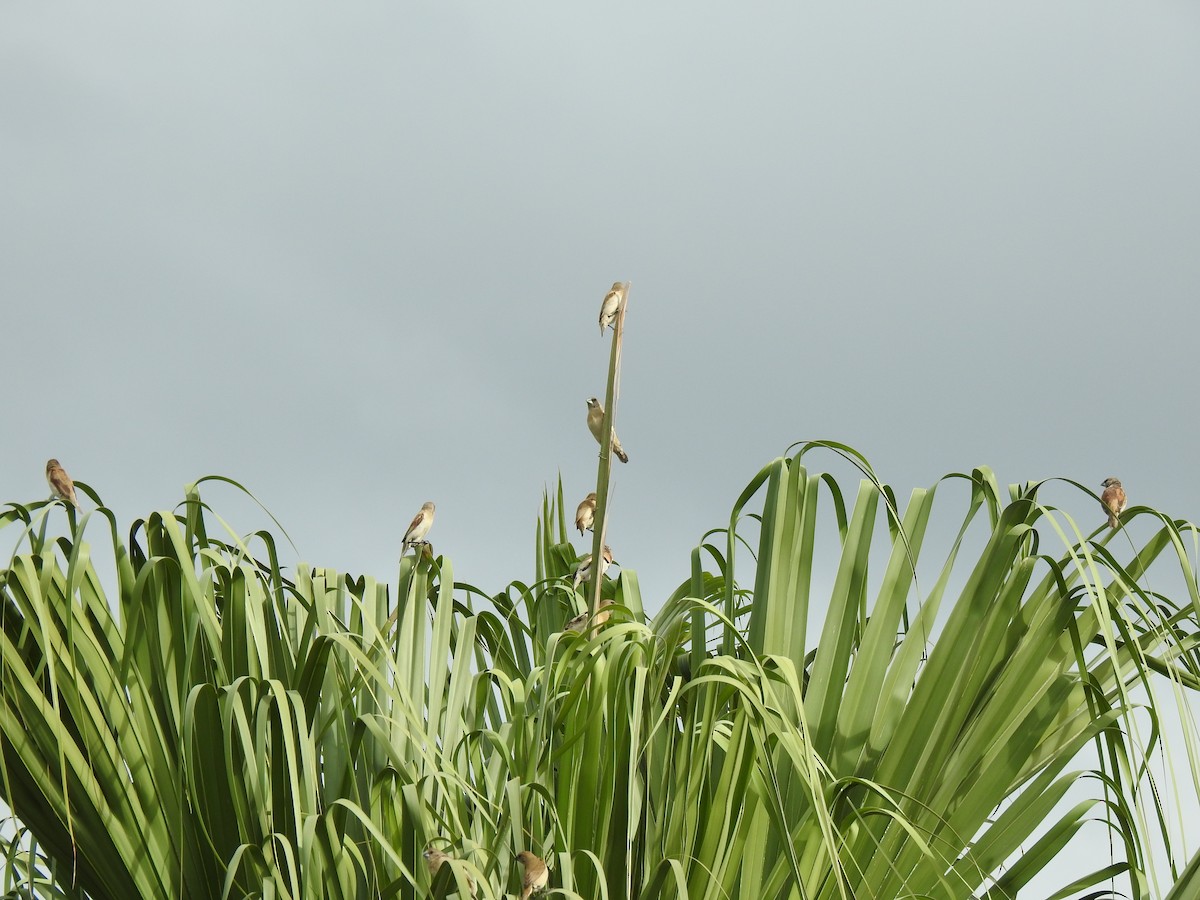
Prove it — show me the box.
[3,1,1200,893]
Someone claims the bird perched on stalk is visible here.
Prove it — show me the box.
[564,597,614,632]
[423,846,475,896]
[45,459,80,509]
[586,398,628,463]
[598,282,623,335]
[516,851,549,899]
[402,502,436,555]
[573,545,614,589]
[575,492,596,534]
[1100,477,1127,529]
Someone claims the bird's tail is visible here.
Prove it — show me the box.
[1108,513,1119,529]
[615,447,629,464]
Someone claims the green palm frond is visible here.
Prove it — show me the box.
[1,446,1199,898]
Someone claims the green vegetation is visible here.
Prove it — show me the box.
[2,449,1200,898]
[4,284,1199,897]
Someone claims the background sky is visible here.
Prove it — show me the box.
[3,2,1199,894]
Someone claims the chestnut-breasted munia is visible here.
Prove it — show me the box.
[1100,477,1127,529]
[575,492,596,535]
[402,502,436,554]
[516,850,549,899]
[598,282,623,335]
[564,597,614,632]
[45,459,79,509]
[572,544,614,589]
[423,846,475,896]
[586,398,628,463]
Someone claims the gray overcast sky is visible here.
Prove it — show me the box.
[3,1,1200,891]
[4,1,1198,601]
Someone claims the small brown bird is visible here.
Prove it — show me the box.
[564,597,614,632]
[586,398,629,463]
[1100,477,1127,529]
[516,850,549,900]
[575,492,597,535]
[598,282,623,335]
[423,846,475,896]
[45,459,80,509]
[402,502,436,554]
[573,544,614,589]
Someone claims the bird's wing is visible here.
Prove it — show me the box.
[523,861,547,888]
[49,469,78,505]
[403,510,426,542]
